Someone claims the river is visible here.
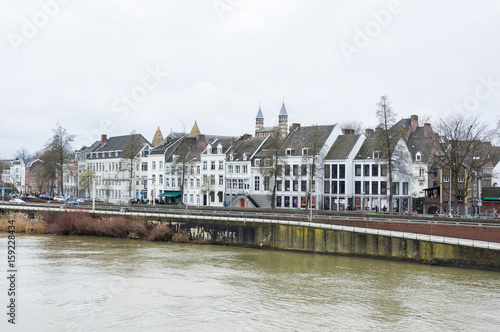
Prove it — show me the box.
[1,234,500,331]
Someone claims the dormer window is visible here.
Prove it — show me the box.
[286,148,294,156]
[207,144,212,154]
[173,155,179,162]
[415,152,422,161]
[255,159,261,166]
[302,148,310,156]
[242,153,247,161]
[217,143,222,154]
[373,151,380,159]
[230,154,234,161]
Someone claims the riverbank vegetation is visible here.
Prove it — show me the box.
[0,211,188,242]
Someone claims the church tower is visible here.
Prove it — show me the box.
[255,105,264,136]
[278,101,288,136]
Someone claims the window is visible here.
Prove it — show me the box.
[228,165,233,174]
[355,165,361,176]
[339,181,345,194]
[325,165,330,178]
[196,179,200,187]
[217,144,222,154]
[416,152,422,161]
[373,151,380,159]
[392,182,400,195]
[371,182,378,195]
[203,161,207,170]
[301,165,307,176]
[302,148,309,156]
[301,180,307,192]
[264,177,270,191]
[381,181,387,195]
[355,181,361,194]
[254,176,260,191]
[211,161,216,170]
[293,165,298,176]
[196,166,200,174]
[190,179,194,187]
[190,166,194,175]
[255,159,260,166]
[285,180,290,191]
[152,161,156,170]
[312,181,315,192]
[159,161,163,170]
[165,166,170,175]
[242,165,248,174]
[363,164,370,177]
[235,165,241,174]
[364,181,370,195]
[324,181,330,194]
[419,168,425,178]
[372,165,378,177]
[142,163,148,171]
[381,165,387,176]
[276,196,282,207]
[458,176,464,182]
[339,165,345,179]
[286,148,294,156]
[210,175,215,185]
[207,145,212,154]
[219,161,224,170]
[242,154,247,161]
[285,165,290,176]
[443,176,450,183]
[219,175,224,186]
[159,174,163,184]
[403,182,409,195]
[277,180,282,191]
[332,165,338,179]
[293,180,298,191]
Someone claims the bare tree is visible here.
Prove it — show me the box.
[14,148,32,163]
[79,167,95,198]
[120,132,144,200]
[43,124,75,195]
[302,125,327,210]
[171,137,196,206]
[341,121,364,134]
[259,127,285,209]
[374,96,405,213]
[434,113,496,212]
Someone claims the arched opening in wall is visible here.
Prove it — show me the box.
[427,206,439,214]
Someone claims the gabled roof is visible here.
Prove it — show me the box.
[406,127,436,163]
[280,125,335,157]
[325,134,361,160]
[229,136,267,160]
[88,134,150,159]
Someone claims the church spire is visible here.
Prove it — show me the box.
[189,121,201,137]
[152,126,164,147]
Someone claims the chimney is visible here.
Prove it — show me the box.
[342,128,355,135]
[197,134,206,150]
[365,128,374,137]
[101,134,107,147]
[410,115,418,129]
[291,123,301,131]
[423,123,433,137]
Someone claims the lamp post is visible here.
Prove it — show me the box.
[92,178,96,212]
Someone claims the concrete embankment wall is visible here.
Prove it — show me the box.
[182,220,500,270]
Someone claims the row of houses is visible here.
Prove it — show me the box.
[3,103,500,214]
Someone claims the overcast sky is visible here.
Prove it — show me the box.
[1,0,499,159]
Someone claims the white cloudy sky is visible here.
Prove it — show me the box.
[1,0,499,158]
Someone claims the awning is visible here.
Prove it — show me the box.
[158,191,182,197]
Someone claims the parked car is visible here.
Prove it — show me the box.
[64,200,79,207]
[39,194,54,200]
[54,196,66,201]
[9,198,26,204]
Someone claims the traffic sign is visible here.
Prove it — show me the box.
[478,199,482,206]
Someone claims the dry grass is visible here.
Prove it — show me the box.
[1,211,185,242]
[0,212,47,234]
